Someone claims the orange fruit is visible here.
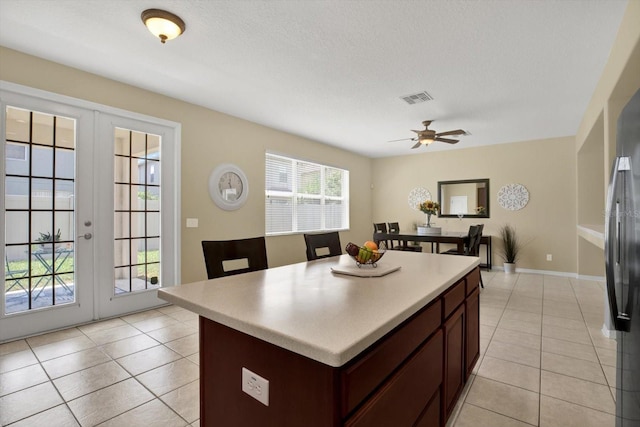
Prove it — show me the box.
[363,241,378,251]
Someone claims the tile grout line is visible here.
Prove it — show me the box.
[3,313,197,426]
[569,276,618,404]
[538,275,547,427]
[23,328,84,427]
[455,271,524,425]
[464,401,539,427]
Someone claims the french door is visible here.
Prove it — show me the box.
[94,113,179,319]
[1,83,180,341]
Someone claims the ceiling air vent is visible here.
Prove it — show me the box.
[400,91,433,105]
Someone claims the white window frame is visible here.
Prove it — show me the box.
[265,152,349,236]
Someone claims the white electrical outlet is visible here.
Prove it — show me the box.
[546,254,553,261]
[186,218,199,228]
[242,367,269,406]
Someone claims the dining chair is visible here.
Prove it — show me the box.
[387,222,422,252]
[5,255,28,295]
[442,224,484,288]
[304,231,342,261]
[201,237,268,279]
[373,223,391,249]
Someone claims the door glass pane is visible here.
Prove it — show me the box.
[5,107,30,142]
[32,112,53,146]
[55,117,75,149]
[113,127,161,294]
[4,106,76,314]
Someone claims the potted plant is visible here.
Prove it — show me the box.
[498,224,521,273]
[418,200,440,227]
[36,228,62,251]
[417,200,442,235]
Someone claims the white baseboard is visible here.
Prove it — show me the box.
[601,323,617,340]
[577,274,606,281]
[489,266,605,281]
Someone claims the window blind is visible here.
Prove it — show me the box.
[265,153,349,235]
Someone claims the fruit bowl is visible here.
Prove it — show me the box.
[345,242,386,267]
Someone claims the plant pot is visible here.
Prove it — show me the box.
[417,225,441,235]
[503,262,516,274]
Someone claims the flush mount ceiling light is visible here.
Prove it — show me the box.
[141,9,185,44]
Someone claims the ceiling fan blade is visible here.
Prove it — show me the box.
[435,137,459,144]
[411,141,423,149]
[436,129,466,137]
[387,137,415,143]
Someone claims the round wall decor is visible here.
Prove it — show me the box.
[408,187,432,210]
[208,163,249,210]
[497,183,529,211]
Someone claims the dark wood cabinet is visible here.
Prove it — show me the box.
[341,300,441,417]
[441,267,481,424]
[414,390,441,427]
[345,330,443,427]
[198,266,482,427]
[465,287,480,380]
[442,304,465,420]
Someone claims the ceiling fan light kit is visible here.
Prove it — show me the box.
[392,120,466,149]
[141,9,186,44]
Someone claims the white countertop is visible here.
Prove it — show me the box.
[158,251,479,367]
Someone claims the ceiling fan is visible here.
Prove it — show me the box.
[389,120,466,149]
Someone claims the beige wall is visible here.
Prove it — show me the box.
[4,0,639,281]
[0,47,374,283]
[575,0,640,277]
[372,137,577,273]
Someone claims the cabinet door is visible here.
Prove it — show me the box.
[345,330,443,427]
[443,305,465,422]
[465,287,480,380]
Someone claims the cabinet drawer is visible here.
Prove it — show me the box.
[341,299,441,417]
[414,390,440,427]
[442,279,465,320]
[465,267,481,295]
[345,330,443,427]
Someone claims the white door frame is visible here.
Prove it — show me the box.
[0,81,181,341]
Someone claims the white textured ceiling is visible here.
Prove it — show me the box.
[0,0,628,158]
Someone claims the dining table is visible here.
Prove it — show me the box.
[31,246,74,299]
[373,230,492,270]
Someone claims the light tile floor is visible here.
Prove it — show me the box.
[0,305,200,426]
[448,271,617,427]
[0,271,615,426]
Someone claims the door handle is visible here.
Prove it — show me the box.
[78,233,92,240]
[605,156,631,332]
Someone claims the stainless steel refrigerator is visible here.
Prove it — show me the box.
[606,88,640,427]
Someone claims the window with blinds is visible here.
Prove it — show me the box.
[265,153,349,235]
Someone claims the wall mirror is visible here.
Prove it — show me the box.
[438,179,490,218]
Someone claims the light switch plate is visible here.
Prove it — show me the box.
[242,367,269,406]
[186,218,198,228]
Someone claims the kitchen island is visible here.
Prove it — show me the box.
[159,251,481,427]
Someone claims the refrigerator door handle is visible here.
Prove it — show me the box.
[605,156,631,332]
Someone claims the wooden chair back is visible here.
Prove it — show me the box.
[304,232,342,261]
[465,224,484,256]
[201,237,268,279]
[373,223,390,248]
